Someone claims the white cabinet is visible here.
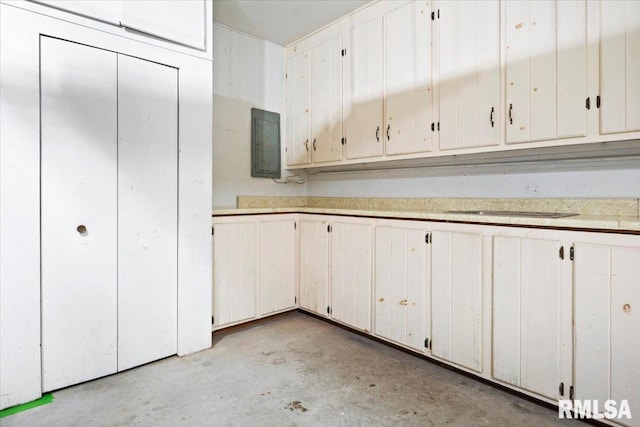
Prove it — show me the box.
[505,0,588,144]
[600,0,640,135]
[330,220,373,332]
[384,1,433,156]
[40,37,179,391]
[310,36,344,163]
[430,231,484,372]
[574,242,640,424]
[212,220,257,327]
[299,218,330,316]
[436,0,499,150]
[374,223,429,352]
[259,218,297,316]
[285,50,311,166]
[344,16,384,160]
[493,235,570,400]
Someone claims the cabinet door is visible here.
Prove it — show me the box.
[384,1,432,155]
[299,219,330,316]
[430,231,483,372]
[344,16,384,159]
[41,37,118,392]
[600,1,640,135]
[574,243,640,424]
[437,0,499,150]
[375,225,428,352]
[260,219,297,316]
[505,0,587,143]
[330,221,373,332]
[285,51,311,165]
[310,36,343,163]
[117,55,178,372]
[493,236,564,399]
[212,221,256,327]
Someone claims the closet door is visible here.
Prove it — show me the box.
[117,55,178,371]
[41,37,118,391]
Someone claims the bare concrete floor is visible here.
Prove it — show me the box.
[4,312,579,427]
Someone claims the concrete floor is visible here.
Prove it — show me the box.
[4,312,580,427]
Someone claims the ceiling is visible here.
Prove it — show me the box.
[213,0,372,46]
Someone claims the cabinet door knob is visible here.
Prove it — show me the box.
[304,139,309,151]
[77,225,87,235]
[623,304,631,312]
[399,299,408,306]
[375,126,380,142]
[386,124,390,141]
[509,103,513,125]
[312,138,317,151]
[490,107,495,127]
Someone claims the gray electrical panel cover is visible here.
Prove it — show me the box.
[251,108,281,178]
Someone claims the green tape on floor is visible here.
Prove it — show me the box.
[0,393,54,418]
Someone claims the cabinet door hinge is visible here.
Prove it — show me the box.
[327,224,332,233]
[425,338,429,348]
[327,306,332,315]
[294,221,297,230]
[211,316,215,325]
[425,233,431,244]
[431,122,435,132]
[596,95,601,108]
[559,246,565,260]
[559,382,564,396]
[431,9,439,20]
[586,97,591,110]
[341,48,346,57]
[570,246,575,261]
[437,121,440,131]
[295,296,297,304]
[212,227,214,236]
[569,385,574,400]
[341,137,346,145]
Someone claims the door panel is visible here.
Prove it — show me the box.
[117,55,178,371]
[260,220,296,315]
[285,52,311,165]
[299,220,329,316]
[41,37,118,391]
[431,231,482,372]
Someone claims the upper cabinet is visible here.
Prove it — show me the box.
[505,0,588,144]
[284,0,640,170]
[384,1,433,156]
[436,0,499,150]
[344,16,385,160]
[31,1,207,50]
[600,1,640,135]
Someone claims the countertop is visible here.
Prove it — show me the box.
[212,206,640,233]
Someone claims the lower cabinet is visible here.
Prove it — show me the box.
[299,217,330,316]
[212,215,297,329]
[374,222,429,352]
[492,235,569,400]
[430,230,484,372]
[213,212,640,425]
[330,219,373,332]
[574,242,640,426]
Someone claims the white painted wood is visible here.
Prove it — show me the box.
[260,219,297,315]
[32,0,122,24]
[344,16,384,159]
[212,221,256,327]
[437,0,499,151]
[574,243,640,425]
[505,1,587,144]
[374,224,428,352]
[116,55,178,371]
[384,1,432,156]
[299,219,330,316]
[493,236,562,399]
[121,1,205,49]
[430,231,482,372]
[40,37,118,391]
[557,0,587,139]
[330,221,372,332]
[600,0,640,135]
[285,51,311,165]
[310,36,343,163]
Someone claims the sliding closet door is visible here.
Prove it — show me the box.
[117,55,178,371]
[41,37,118,391]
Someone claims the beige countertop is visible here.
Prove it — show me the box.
[212,206,640,233]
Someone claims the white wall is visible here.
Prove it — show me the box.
[213,24,306,208]
[306,159,640,198]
